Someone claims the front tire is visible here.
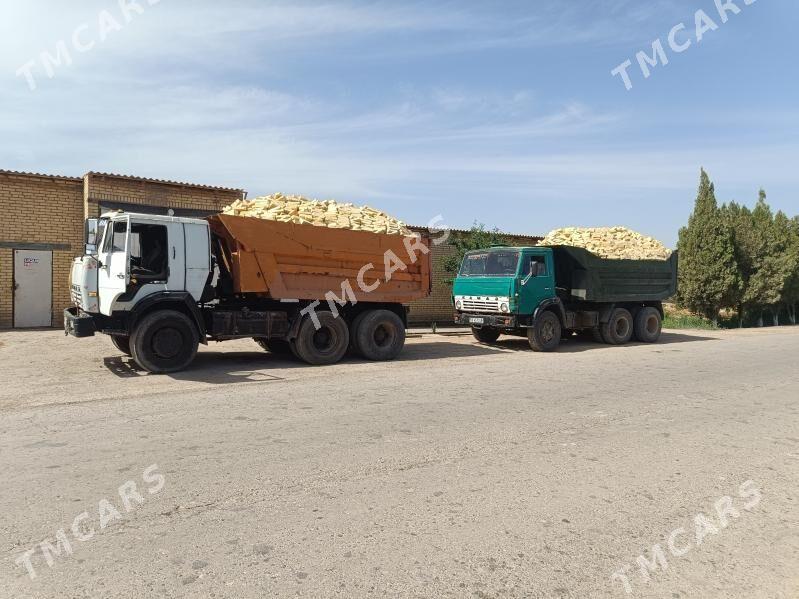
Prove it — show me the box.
[110,335,132,356]
[293,311,350,365]
[634,307,662,343]
[601,308,634,345]
[528,311,562,352]
[472,327,501,344]
[354,310,405,361]
[130,310,199,374]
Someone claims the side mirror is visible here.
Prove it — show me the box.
[85,219,99,246]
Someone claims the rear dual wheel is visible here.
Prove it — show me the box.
[600,308,634,345]
[634,307,662,343]
[292,311,350,366]
[351,310,405,361]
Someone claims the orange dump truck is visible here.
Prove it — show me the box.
[65,210,432,373]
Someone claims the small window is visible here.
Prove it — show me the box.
[530,256,548,277]
[102,221,127,253]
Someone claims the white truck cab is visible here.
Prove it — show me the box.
[70,212,212,318]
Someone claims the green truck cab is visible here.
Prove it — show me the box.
[452,245,678,351]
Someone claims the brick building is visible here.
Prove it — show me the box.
[0,169,540,329]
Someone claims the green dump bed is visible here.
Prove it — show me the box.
[549,246,678,303]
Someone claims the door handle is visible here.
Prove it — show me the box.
[116,274,126,279]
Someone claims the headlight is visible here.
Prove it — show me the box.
[500,302,510,313]
[455,300,463,310]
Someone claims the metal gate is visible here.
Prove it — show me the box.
[13,249,53,328]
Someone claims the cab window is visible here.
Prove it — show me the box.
[129,223,168,279]
[102,221,128,253]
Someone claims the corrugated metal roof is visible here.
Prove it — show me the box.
[408,224,542,240]
[0,169,82,182]
[86,171,245,193]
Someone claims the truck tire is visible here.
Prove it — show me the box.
[601,308,634,345]
[254,338,293,355]
[528,310,561,352]
[349,311,369,356]
[472,327,500,344]
[130,310,199,374]
[293,311,350,365]
[354,309,405,361]
[634,307,662,343]
[110,335,132,356]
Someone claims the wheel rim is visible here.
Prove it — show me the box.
[646,315,659,335]
[541,320,556,343]
[373,323,395,348]
[614,317,630,339]
[312,327,338,355]
[152,327,183,359]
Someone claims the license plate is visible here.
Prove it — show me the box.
[469,317,485,325]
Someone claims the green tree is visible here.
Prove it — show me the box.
[720,201,754,326]
[677,169,740,326]
[744,192,793,326]
[442,223,509,283]
[782,216,799,324]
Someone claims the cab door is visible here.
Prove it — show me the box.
[97,216,130,315]
[517,250,555,316]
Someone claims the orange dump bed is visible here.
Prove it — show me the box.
[207,214,432,304]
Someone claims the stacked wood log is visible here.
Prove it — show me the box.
[539,226,671,260]
[222,193,410,236]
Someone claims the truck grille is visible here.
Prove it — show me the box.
[461,297,501,313]
[70,284,81,305]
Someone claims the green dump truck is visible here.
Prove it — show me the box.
[452,245,678,351]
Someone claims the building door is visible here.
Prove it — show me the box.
[13,249,53,328]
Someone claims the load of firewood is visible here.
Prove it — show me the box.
[538,226,671,260]
[222,193,411,236]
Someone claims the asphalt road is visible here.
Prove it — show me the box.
[0,327,797,598]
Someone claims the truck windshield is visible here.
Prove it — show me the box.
[459,250,520,277]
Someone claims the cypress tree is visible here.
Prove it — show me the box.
[745,192,792,326]
[782,216,799,325]
[677,169,739,325]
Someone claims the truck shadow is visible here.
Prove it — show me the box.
[101,332,716,382]
[485,331,718,353]
[102,341,503,383]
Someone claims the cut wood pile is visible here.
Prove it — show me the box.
[222,193,411,236]
[538,226,672,260]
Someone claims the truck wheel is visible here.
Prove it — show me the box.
[254,338,293,355]
[293,311,349,365]
[634,307,662,343]
[110,335,132,356]
[601,308,634,345]
[472,327,500,344]
[131,310,199,374]
[349,311,369,356]
[354,310,405,361]
[528,311,561,352]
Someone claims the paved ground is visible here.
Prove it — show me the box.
[0,327,797,598]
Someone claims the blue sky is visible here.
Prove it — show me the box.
[1,0,797,245]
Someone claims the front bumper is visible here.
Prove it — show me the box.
[454,312,517,328]
[64,307,96,338]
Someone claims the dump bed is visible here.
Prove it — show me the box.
[207,214,432,304]
[549,246,678,303]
